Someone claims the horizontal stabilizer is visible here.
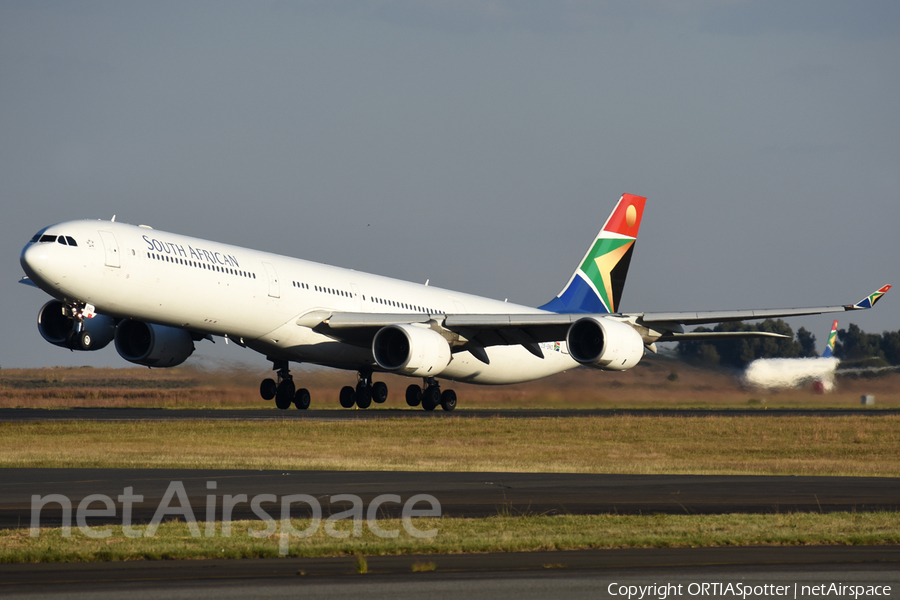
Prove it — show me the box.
[655,331,789,342]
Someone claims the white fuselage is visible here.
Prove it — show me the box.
[743,357,840,391]
[21,220,578,384]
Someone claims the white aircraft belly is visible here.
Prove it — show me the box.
[441,344,578,385]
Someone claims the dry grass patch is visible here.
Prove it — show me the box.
[1,416,899,476]
[3,362,900,410]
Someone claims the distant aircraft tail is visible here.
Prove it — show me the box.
[539,194,646,314]
[822,320,838,358]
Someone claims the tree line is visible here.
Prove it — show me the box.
[676,320,900,369]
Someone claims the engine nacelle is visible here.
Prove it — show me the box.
[566,317,645,371]
[115,320,195,367]
[372,324,452,377]
[37,300,115,351]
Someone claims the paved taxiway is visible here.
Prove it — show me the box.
[4,469,899,529]
[2,547,898,599]
[2,407,898,421]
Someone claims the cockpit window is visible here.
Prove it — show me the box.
[32,233,77,246]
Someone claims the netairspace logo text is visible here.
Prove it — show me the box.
[30,480,440,556]
[607,582,893,600]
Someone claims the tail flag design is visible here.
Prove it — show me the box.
[848,285,891,310]
[540,194,646,314]
[822,320,838,358]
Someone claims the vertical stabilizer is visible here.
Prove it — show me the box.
[822,319,838,358]
[539,194,646,314]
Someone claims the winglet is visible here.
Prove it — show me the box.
[822,319,838,358]
[539,194,646,314]
[847,285,891,310]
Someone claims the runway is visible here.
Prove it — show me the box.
[5,469,899,597]
[2,546,898,599]
[4,468,899,529]
[2,407,898,422]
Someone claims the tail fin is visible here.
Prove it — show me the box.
[539,194,646,314]
[822,319,838,358]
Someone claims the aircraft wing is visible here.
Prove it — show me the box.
[296,285,890,359]
[297,311,575,359]
[638,304,872,327]
[634,284,891,341]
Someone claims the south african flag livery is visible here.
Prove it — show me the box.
[822,320,839,358]
[540,194,646,314]
[849,285,891,310]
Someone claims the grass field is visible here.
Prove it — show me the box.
[2,362,898,563]
[2,416,899,475]
[2,356,899,410]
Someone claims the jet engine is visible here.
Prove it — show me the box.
[372,324,452,377]
[114,320,195,367]
[37,300,115,351]
[566,317,645,371]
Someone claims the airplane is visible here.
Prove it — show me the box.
[19,194,891,411]
[743,319,841,392]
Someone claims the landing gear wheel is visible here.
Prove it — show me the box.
[440,389,457,412]
[422,386,441,411]
[339,386,356,409]
[294,388,311,410]
[275,380,295,410]
[76,331,93,351]
[260,378,277,401]
[356,382,372,409]
[372,381,388,404]
[406,385,422,407]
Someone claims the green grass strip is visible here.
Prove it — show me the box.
[2,417,899,476]
[4,512,899,563]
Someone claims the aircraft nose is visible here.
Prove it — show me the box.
[20,242,49,282]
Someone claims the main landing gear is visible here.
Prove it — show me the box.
[260,360,310,410]
[339,373,455,411]
[259,363,456,412]
[405,377,457,412]
[339,371,388,410]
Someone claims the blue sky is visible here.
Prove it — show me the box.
[2,1,898,369]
